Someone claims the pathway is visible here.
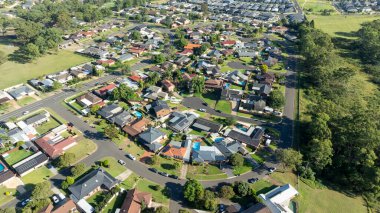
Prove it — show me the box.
[116,170,132,181]
[179,164,188,180]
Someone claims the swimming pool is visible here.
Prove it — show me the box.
[236,124,248,132]
[133,111,142,118]
[0,163,5,172]
[192,142,201,151]
[214,137,224,143]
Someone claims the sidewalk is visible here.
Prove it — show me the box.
[180,164,188,180]
[116,169,132,181]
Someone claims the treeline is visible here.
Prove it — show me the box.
[297,21,380,207]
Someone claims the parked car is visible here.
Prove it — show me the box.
[248,178,259,183]
[219,204,225,213]
[268,167,276,174]
[149,168,158,173]
[199,108,206,112]
[126,153,136,161]
[23,111,29,115]
[21,199,31,206]
[118,159,126,165]
[158,171,169,177]
[203,102,208,106]
[52,195,59,204]
[169,174,178,179]
[216,110,222,113]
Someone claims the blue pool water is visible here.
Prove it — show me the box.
[224,83,230,89]
[236,124,248,132]
[133,111,142,118]
[192,142,201,151]
[0,163,5,172]
[214,137,224,143]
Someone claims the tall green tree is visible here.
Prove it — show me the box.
[183,179,204,203]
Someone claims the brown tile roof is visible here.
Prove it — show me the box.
[123,118,150,137]
[120,189,152,213]
[52,199,77,213]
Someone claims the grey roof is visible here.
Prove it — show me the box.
[118,53,134,62]
[146,142,163,152]
[191,118,222,133]
[227,127,264,147]
[24,113,49,125]
[13,152,48,175]
[8,86,34,99]
[151,100,170,116]
[98,104,123,119]
[192,150,225,163]
[69,169,117,201]
[110,110,133,127]
[167,112,197,132]
[214,140,242,158]
[139,127,165,144]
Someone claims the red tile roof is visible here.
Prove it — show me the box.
[120,189,152,213]
[97,83,116,96]
[35,135,76,158]
[184,43,201,50]
[221,40,236,46]
[128,75,141,82]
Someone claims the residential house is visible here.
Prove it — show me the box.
[263,56,278,67]
[117,53,135,62]
[240,95,267,112]
[0,91,12,105]
[252,83,272,97]
[192,145,225,163]
[221,88,243,101]
[138,127,166,152]
[81,47,108,58]
[184,43,201,50]
[35,134,77,159]
[161,139,192,162]
[7,128,30,143]
[110,111,134,127]
[191,118,223,133]
[0,158,16,185]
[167,112,197,133]
[94,83,117,97]
[24,112,50,126]
[29,79,54,90]
[129,47,146,57]
[119,189,152,213]
[146,100,171,119]
[47,71,73,84]
[175,56,191,66]
[214,139,247,158]
[13,151,49,176]
[7,85,35,100]
[45,199,78,213]
[97,104,123,119]
[257,73,275,85]
[96,59,116,67]
[259,184,298,213]
[76,92,103,107]
[226,70,248,85]
[205,79,224,90]
[123,118,150,137]
[69,168,118,202]
[162,80,175,92]
[221,40,236,47]
[177,49,193,56]
[143,86,168,100]
[225,126,264,148]
[205,67,221,77]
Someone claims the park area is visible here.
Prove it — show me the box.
[0,44,92,89]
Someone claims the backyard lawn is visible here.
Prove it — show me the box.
[135,178,170,204]
[16,96,36,107]
[187,164,227,180]
[102,192,125,213]
[35,117,61,134]
[0,50,92,89]
[0,187,17,206]
[100,157,127,177]
[272,172,367,213]
[4,149,34,165]
[149,156,181,176]
[65,139,97,164]
[21,165,53,185]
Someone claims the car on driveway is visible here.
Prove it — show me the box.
[268,167,276,174]
[169,174,178,179]
[21,199,31,206]
[199,108,206,112]
[126,153,136,161]
[52,195,59,204]
[23,111,29,115]
[219,204,225,213]
[118,159,126,165]
[158,171,169,177]
[248,178,259,183]
[149,168,158,173]
[203,102,208,106]
[216,110,222,113]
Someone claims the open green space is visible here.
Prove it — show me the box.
[250,153,265,164]
[135,178,170,204]
[112,136,145,158]
[149,156,181,176]
[232,160,253,176]
[189,129,208,137]
[272,172,367,213]
[0,187,17,206]
[187,164,228,180]
[35,117,61,134]
[120,173,140,190]
[0,102,12,115]
[100,157,127,177]
[65,139,97,164]
[194,91,219,108]
[0,50,92,89]
[251,179,276,195]
[21,165,53,185]
[4,149,34,165]
[215,100,232,114]
[298,0,336,13]
[16,96,36,107]
[307,14,379,38]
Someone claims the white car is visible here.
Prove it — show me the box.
[52,195,59,204]
[118,159,126,165]
[21,199,31,206]
[23,111,29,115]
[198,108,206,112]
[126,154,136,161]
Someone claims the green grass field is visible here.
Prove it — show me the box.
[233,160,253,176]
[16,96,36,107]
[0,187,17,206]
[215,100,232,114]
[0,50,92,89]
[298,0,336,13]
[4,149,34,165]
[149,156,181,176]
[21,165,53,185]
[135,178,170,204]
[187,164,228,180]
[272,172,367,213]
[307,14,380,38]
[65,139,97,164]
[100,157,127,177]
[35,117,61,134]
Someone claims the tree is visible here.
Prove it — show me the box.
[234,181,251,197]
[229,153,244,167]
[259,64,268,73]
[121,64,131,75]
[200,3,209,16]
[174,161,181,170]
[203,190,217,210]
[131,30,141,40]
[61,180,70,190]
[90,105,101,114]
[306,138,333,171]
[267,90,285,109]
[23,43,40,60]
[66,176,75,185]
[32,181,51,199]
[224,117,236,126]
[276,148,303,171]
[148,72,161,85]
[183,179,204,202]
[71,163,86,177]
[219,185,235,199]
[152,54,166,64]
[151,155,160,165]
[56,153,76,167]
[357,19,380,65]
[104,125,119,139]
[175,37,188,49]
[155,206,169,213]
[191,76,205,94]
[52,81,62,90]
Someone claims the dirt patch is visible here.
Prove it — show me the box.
[139,151,154,164]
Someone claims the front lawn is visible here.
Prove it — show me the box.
[16,96,36,107]
[0,50,92,89]
[0,187,17,206]
[135,178,170,204]
[215,100,232,114]
[250,154,265,164]
[194,92,219,108]
[100,157,127,177]
[4,149,34,165]
[251,180,276,194]
[187,164,227,180]
[149,156,181,176]
[233,160,253,176]
[272,172,367,213]
[21,165,53,185]
[64,139,97,164]
[113,136,145,158]
[35,117,61,134]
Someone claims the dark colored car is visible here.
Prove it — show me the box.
[203,102,208,106]
[149,168,158,173]
[216,110,222,113]
[169,174,178,179]
[248,178,259,183]
[158,171,169,177]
